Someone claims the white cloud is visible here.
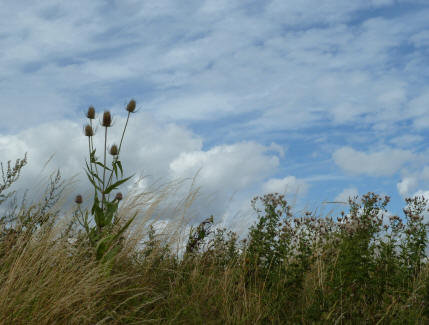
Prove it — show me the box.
[333,146,414,176]
[407,91,429,129]
[390,134,424,147]
[397,176,419,197]
[0,113,285,223]
[169,142,279,187]
[413,190,429,200]
[157,93,236,121]
[335,187,359,203]
[0,0,427,137]
[262,176,309,197]
[169,142,280,217]
[0,0,428,225]
[0,112,202,203]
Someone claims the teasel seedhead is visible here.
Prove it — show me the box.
[102,110,112,127]
[75,194,83,204]
[115,192,123,201]
[126,99,136,113]
[109,144,119,156]
[84,124,94,137]
[87,106,95,119]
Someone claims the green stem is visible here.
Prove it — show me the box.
[106,111,130,189]
[89,120,102,191]
[102,126,108,211]
[118,111,130,154]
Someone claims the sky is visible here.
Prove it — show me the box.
[1,0,429,234]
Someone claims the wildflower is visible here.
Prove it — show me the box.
[115,192,123,201]
[102,110,112,127]
[87,106,95,119]
[126,99,136,113]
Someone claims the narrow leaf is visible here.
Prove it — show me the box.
[117,160,123,177]
[104,175,133,194]
[85,170,103,192]
[113,163,118,180]
[95,161,112,171]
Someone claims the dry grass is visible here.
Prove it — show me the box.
[1,103,429,324]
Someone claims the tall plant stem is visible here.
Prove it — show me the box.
[106,111,131,188]
[118,111,131,154]
[89,120,102,190]
[102,126,108,210]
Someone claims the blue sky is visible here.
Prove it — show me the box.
[1,0,429,232]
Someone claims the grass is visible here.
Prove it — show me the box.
[1,103,429,324]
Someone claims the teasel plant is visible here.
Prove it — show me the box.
[74,100,137,262]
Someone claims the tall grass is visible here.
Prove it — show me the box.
[1,103,429,324]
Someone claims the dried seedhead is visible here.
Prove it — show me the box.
[102,110,112,127]
[115,192,123,201]
[75,194,83,204]
[84,124,94,137]
[126,99,136,113]
[87,106,95,119]
[109,144,119,156]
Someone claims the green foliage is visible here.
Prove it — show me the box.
[2,104,429,323]
[2,180,429,323]
[185,215,214,254]
[0,153,27,205]
[247,193,293,274]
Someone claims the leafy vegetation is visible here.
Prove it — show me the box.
[1,102,429,324]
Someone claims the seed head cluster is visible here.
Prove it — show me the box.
[126,99,136,113]
[87,106,95,119]
[102,111,112,127]
[75,194,83,204]
[84,124,94,137]
[109,144,119,156]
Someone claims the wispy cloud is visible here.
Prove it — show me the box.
[1,0,429,221]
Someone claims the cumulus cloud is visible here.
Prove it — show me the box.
[397,176,419,197]
[262,176,309,197]
[335,187,359,203]
[169,142,280,217]
[413,190,429,200]
[1,0,429,224]
[0,113,284,223]
[170,142,278,188]
[333,147,414,177]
